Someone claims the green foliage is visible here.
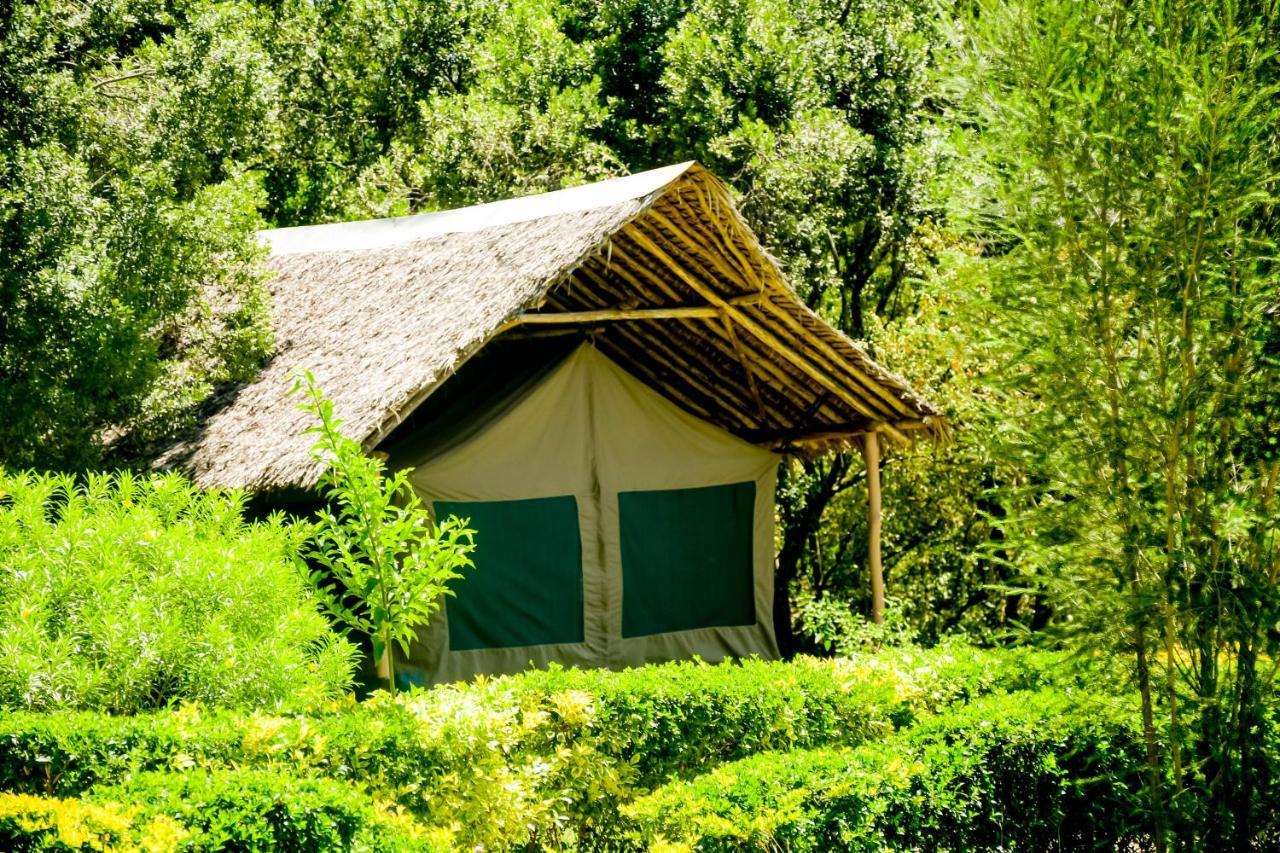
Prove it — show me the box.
[0,790,190,852]
[948,0,1280,843]
[797,596,917,655]
[0,1,274,469]
[0,771,436,852]
[86,769,430,852]
[627,690,1147,851]
[292,372,475,695]
[657,0,938,316]
[0,469,356,713]
[861,257,1043,642]
[0,645,1077,849]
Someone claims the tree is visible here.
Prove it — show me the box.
[653,0,950,650]
[293,372,475,695]
[0,1,274,469]
[951,0,1280,843]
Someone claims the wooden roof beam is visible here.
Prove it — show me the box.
[590,249,837,424]
[511,294,760,326]
[622,223,904,436]
[646,206,919,421]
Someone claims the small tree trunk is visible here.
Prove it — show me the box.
[1135,629,1167,850]
[381,632,397,697]
[772,566,797,657]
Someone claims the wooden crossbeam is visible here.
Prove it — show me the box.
[517,305,718,324]
[755,419,933,448]
[509,293,760,326]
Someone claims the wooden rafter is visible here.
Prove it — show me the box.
[539,292,763,430]
[590,245,834,424]
[646,204,917,421]
[720,311,768,422]
[621,222,904,433]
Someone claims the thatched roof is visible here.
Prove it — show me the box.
[154,163,941,491]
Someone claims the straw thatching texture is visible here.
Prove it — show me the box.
[153,162,943,491]
[153,198,651,490]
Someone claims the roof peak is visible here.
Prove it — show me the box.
[261,161,698,256]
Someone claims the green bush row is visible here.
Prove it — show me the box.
[0,769,439,852]
[0,646,1080,849]
[626,689,1148,851]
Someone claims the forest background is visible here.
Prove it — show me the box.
[2,0,1278,843]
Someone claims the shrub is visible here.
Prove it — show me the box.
[0,645,1082,849]
[797,595,917,655]
[626,690,1147,851]
[0,791,188,851]
[0,771,436,852]
[0,470,357,713]
[87,769,433,852]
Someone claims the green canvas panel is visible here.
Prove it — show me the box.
[619,481,756,638]
[438,495,584,651]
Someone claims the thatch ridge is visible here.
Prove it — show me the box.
[153,163,941,490]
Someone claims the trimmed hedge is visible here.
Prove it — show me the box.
[626,690,1147,851]
[0,791,188,851]
[89,769,433,852]
[0,646,1080,848]
[0,770,437,852]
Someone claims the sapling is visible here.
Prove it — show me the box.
[293,371,474,695]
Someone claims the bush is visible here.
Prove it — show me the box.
[0,770,436,852]
[88,769,432,852]
[0,470,357,713]
[0,791,189,851]
[0,645,1081,849]
[626,690,1147,851]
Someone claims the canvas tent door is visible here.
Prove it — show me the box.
[392,343,779,684]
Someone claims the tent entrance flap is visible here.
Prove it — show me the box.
[395,343,780,683]
[619,481,756,638]
[438,495,584,651]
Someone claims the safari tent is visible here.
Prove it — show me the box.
[154,162,941,684]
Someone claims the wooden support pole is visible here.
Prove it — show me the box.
[864,430,884,625]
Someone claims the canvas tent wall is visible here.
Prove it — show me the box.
[385,341,778,684]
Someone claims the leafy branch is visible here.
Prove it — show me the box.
[291,371,474,695]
